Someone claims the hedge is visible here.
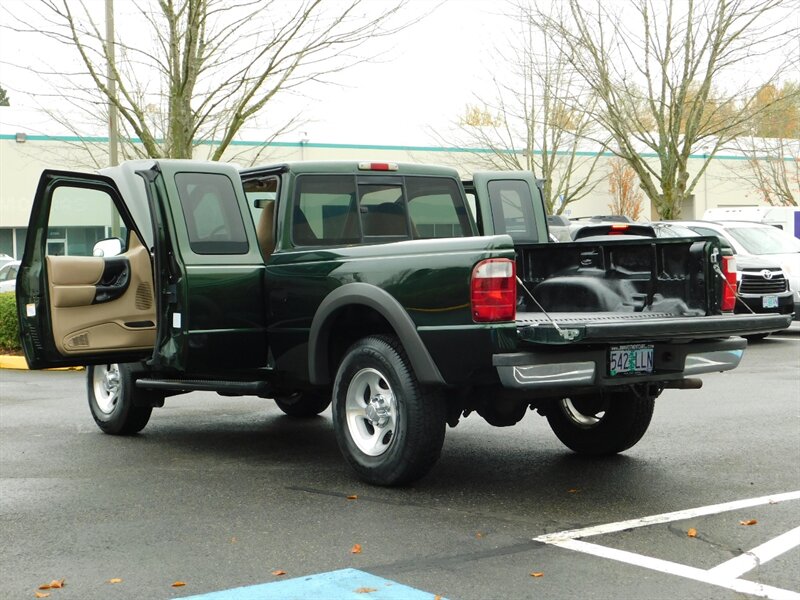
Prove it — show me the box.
[0,292,21,353]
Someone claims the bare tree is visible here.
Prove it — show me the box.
[541,0,798,218]
[731,82,800,206]
[734,137,799,206]
[433,1,606,215]
[607,158,645,219]
[2,0,416,161]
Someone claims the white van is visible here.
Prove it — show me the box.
[703,206,800,239]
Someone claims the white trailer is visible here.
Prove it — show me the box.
[703,206,800,240]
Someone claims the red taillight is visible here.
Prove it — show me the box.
[610,224,629,234]
[358,161,398,171]
[721,255,737,311]
[471,259,516,322]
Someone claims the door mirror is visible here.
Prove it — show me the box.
[93,237,123,257]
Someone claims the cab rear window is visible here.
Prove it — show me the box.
[291,175,471,246]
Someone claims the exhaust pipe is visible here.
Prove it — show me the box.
[662,378,703,390]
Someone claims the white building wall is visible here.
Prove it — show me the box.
[0,133,785,256]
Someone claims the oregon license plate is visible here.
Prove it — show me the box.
[609,344,654,376]
[762,295,779,309]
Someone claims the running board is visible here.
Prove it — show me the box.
[135,378,273,397]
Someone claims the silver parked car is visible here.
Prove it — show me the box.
[675,219,800,326]
[0,260,20,293]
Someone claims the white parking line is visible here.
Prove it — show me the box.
[707,525,800,580]
[535,490,800,543]
[535,491,800,600]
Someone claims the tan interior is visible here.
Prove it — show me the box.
[47,232,156,355]
[256,200,275,260]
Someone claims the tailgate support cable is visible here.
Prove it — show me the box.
[516,276,570,339]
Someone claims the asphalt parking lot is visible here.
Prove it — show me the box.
[1,325,798,600]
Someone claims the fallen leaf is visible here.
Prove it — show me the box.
[37,585,52,591]
[271,570,287,576]
[530,572,544,578]
[687,528,698,538]
[475,532,484,539]
[434,596,443,600]
[567,489,580,493]
[230,536,237,544]
[171,581,186,588]
[740,519,758,526]
[34,593,50,599]
[351,543,362,554]
[49,580,65,589]
[347,495,358,500]
[107,578,123,584]
[355,587,377,593]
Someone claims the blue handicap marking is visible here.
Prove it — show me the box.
[180,568,443,599]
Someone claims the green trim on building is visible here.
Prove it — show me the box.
[0,133,790,161]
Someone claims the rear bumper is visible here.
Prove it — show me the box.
[494,337,747,390]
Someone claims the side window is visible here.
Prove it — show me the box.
[691,227,734,252]
[175,173,248,255]
[293,175,360,246]
[487,180,539,243]
[406,177,470,239]
[359,183,409,239]
[48,185,128,257]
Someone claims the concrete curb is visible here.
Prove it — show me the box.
[0,355,83,371]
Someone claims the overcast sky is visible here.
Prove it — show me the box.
[0,0,507,146]
[1,0,797,147]
[284,0,508,146]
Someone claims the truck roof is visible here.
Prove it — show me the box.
[239,160,460,178]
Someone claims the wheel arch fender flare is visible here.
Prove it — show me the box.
[308,282,445,386]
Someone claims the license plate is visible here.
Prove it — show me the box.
[609,344,654,376]
[762,295,779,309]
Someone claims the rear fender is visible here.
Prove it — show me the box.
[308,282,444,385]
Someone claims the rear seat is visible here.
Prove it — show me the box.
[256,200,275,260]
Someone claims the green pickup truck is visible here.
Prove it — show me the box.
[16,160,790,485]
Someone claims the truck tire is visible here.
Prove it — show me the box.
[546,389,655,455]
[274,391,331,417]
[744,333,769,342]
[332,335,446,486]
[87,363,153,435]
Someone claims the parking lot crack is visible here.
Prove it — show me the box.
[666,522,742,559]
[286,485,571,532]
[365,540,547,576]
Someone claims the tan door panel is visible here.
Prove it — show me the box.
[48,256,104,287]
[51,285,98,308]
[48,233,157,355]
